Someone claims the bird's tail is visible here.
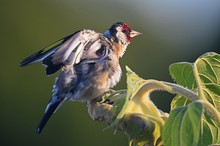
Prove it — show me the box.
[36,99,64,134]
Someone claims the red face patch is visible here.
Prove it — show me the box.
[122,24,132,42]
[122,24,131,30]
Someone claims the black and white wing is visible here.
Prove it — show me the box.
[20,29,102,75]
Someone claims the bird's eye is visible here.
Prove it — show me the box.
[122,29,130,34]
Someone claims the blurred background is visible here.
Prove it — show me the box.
[1,0,220,146]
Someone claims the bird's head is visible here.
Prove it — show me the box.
[104,22,141,57]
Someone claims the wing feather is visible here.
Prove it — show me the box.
[20,33,75,67]
[20,29,100,75]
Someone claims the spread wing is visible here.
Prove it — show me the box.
[20,29,102,75]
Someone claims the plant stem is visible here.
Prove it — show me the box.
[141,80,220,127]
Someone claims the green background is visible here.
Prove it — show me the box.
[1,1,220,146]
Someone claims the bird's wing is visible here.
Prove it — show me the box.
[20,32,76,67]
[20,29,102,75]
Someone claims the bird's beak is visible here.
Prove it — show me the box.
[130,30,142,38]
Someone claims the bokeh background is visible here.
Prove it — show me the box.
[1,0,220,146]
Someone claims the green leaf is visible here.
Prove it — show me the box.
[170,52,220,111]
[199,114,220,146]
[169,63,196,109]
[168,52,220,146]
[194,52,220,111]
[163,102,204,146]
[171,95,191,109]
[169,62,197,89]
[195,52,220,84]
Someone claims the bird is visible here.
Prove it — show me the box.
[20,22,141,134]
